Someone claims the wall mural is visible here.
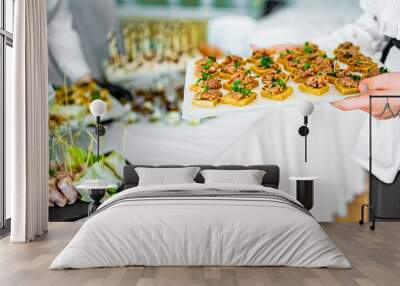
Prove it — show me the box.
[47,0,400,223]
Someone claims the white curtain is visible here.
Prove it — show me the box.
[8,0,48,242]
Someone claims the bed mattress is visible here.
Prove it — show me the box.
[50,183,351,269]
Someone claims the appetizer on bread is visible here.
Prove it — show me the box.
[334,73,361,95]
[223,72,259,91]
[261,77,293,101]
[283,55,309,73]
[250,55,280,75]
[347,55,377,73]
[194,56,219,78]
[192,86,222,108]
[248,48,275,63]
[363,66,388,78]
[292,65,320,83]
[189,77,222,93]
[326,68,349,84]
[261,69,290,84]
[298,75,329,96]
[219,55,245,79]
[295,42,325,57]
[220,89,256,107]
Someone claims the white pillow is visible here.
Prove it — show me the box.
[135,167,200,186]
[200,169,266,185]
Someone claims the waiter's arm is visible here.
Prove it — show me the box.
[47,0,91,83]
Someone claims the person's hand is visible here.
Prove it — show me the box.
[331,72,400,119]
[250,43,300,53]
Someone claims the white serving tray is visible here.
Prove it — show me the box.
[182,59,358,120]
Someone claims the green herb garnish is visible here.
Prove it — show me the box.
[260,56,273,68]
[272,77,286,88]
[304,42,313,54]
[206,56,215,65]
[90,91,101,100]
[349,73,361,81]
[380,67,388,74]
[303,63,311,70]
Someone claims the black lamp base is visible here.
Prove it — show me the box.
[298,126,309,136]
[88,189,106,215]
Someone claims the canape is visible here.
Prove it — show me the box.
[327,68,348,84]
[189,77,222,93]
[292,66,320,83]
[363,66,388,78]
[219,55,245,79]
[261,77,293,101]
[334,73,361,95]
[333,42,360,60]
[295,42,325,56]
[192,88,222,108]
[283,56,308,73]
[347,56,377,73]
[194,56,219,78]
[248,48,274,64]
[223,72,259,91]
[220,90,257,107]
[298,75,329,96]
[261,69,290,84]
[251,55,280,75]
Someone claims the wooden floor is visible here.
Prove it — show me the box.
[1,222,399,286]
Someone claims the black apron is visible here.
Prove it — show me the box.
[380,37,400,63]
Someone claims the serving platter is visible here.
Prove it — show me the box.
[182,59,358,120]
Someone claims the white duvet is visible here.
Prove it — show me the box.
[50,183,351,269]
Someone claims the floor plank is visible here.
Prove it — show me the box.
[0,222,399,286]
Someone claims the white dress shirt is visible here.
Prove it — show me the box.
[314,0,400,183]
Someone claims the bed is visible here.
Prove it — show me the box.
[50,165,351,269]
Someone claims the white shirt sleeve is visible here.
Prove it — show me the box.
[47,0,91,82]
[313,0,386,57]
[351,117,400,184]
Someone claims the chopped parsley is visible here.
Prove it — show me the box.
[280,49,292,57]
[379,67,388,74]
[90,91,101,100]
[233,61,240,69]
[232,79,251,96]
[260,56,273,68]
[349,73,361,81]
[304,42,313,54]
[203,64,210,70]
[303,63,311,70]
[271,77,286,88]
[202,84,209,92]
[206,56,215,64]
[196,72,210,83]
